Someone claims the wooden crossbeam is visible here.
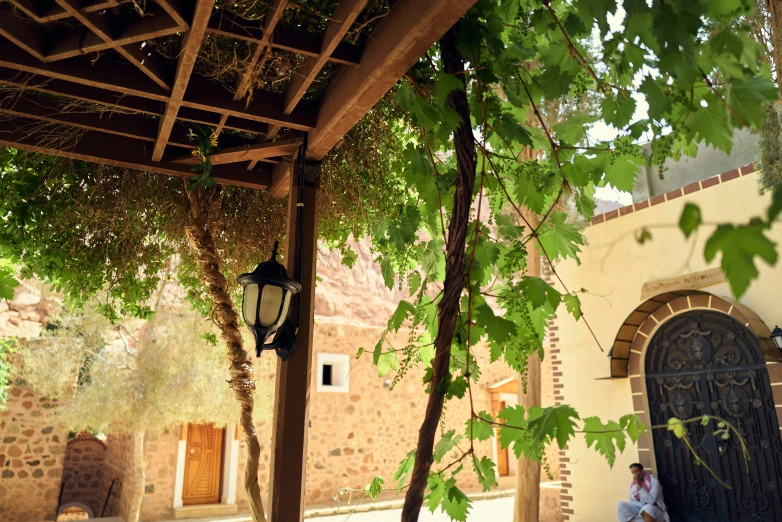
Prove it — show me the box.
[151,0,214,161]
[6,0,118,23]
[46,11,184,61]
[155,0,191,28]
[0,68,272,137]
[0,90,243,150]
[206,13,362,66]
[233,0,289,101]
[284,0,368,116]
[0,4,46,61]
[307,0,479,161]
[170,138,301,166]
[0,119,273,189]
[0,39,171,100]
[52,0,172,91]
[266,0,368,139]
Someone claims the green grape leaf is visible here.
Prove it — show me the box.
[537,212,584,264]
[367,476,384,499]
[445,375,469,400]
[520,276,562,310]
[601,92,637,128]
[472,455,499,492]
[434,430,463,463]
[583,416,626,467]
[442,484,471,522]
[389,300,415,331]
[679,203,702,238]
[527,404,580,449]
[393,450,416,488]
[376,351,398,377]
[426,474,449,512]
[563,294,582,320]
[465,411,495,442]
[619,414,647,442]
[704,222,778,298]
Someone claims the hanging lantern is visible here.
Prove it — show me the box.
[238,242,301,359]
[771,325,782,354]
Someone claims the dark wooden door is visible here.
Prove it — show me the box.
[182,424,224,506]
[646,311,782,522]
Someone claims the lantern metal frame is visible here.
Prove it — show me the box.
[771,325,782,353]
[238,241,302,360]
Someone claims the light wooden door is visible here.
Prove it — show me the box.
[182,424,224,506]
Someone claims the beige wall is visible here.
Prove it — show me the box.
[551,170,782,521]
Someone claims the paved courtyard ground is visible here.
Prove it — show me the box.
[308,496,514,522]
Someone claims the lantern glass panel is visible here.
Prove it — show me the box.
[774,334,782,350]
[259,285,284,327]
[272,292,292,330]
[243,283,259,326]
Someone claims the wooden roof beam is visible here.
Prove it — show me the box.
[283,0,368,116]
[155,0,191,28]
[307,0,479,161]
[6,0,118,23]
[0,4,46,61]
[152,0,216,161]
[51,0,173,90]
[0,119,273,189]
[171,138,301,166]
[233,0,289,101]
[206,13,362,66]
[46,11,184,61]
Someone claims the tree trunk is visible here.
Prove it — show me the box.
[769,0,782,96]
[185,186,267,522]
[515,210,541,522]
[401,25,477,522]
[126,431,145,522]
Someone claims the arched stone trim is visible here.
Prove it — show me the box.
[58,501,94,519]
[612,291,782,472]
[610,290,781,378]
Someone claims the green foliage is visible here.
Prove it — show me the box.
[679,203,702,238]
[353,0,777,514]
[0,260,19,302]
[0,337,16,411]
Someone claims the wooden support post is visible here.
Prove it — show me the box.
[515,208,541,522]
[268,159,319,522]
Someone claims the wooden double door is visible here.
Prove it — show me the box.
[183,424,225,506]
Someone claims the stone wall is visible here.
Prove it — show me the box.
[138,428,179,521]
[60,434,108,518]
[101,433,135,522]
[0,384,68,522]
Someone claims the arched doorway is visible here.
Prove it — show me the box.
[645,310,782,521]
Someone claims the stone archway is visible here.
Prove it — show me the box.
[59,433,108,519]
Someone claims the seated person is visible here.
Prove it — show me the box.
[617,463,670,522]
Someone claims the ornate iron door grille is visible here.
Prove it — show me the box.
[645,311,782,522]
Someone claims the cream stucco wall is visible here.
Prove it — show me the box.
[552,171,782,522]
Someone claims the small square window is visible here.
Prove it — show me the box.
[316,354,349,393]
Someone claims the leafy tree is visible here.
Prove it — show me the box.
[0,94,406,522]
[334,0,779,520]
[15,290,264,522]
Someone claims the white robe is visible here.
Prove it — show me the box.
[617,472,671,522]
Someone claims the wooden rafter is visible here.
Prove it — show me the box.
[233,0,289,102]
[171,138,302,166]
[5,0,118,24]
[206,13,362,66]
[151,0,214,161]
[307,0,479,161]
[265,0,368,139]
[51,0,172,91]
[0,119,272,189]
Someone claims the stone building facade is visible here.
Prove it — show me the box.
[1,249,561,521]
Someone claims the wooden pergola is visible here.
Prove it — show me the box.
[0,0,476,519]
